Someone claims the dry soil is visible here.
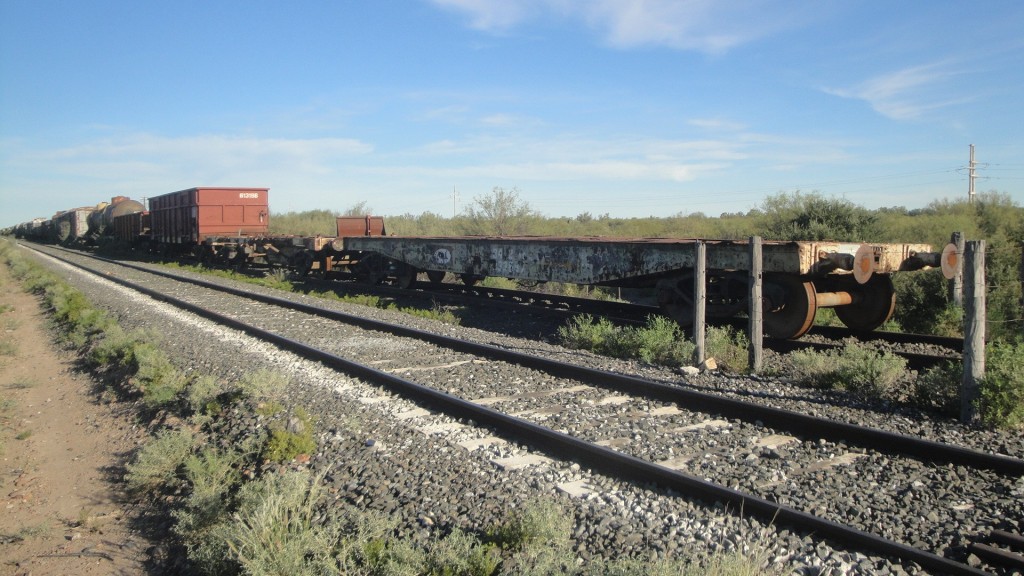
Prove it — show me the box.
[0,262,155,575]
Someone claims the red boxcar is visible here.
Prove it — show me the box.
[148,187,269,245]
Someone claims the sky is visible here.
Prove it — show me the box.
[1,0,1022,228]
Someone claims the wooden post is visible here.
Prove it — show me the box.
[950,231,965,307]
[960,240,986,424]
[693,241,706,367]
[748,236,763,373]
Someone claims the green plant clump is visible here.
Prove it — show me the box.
[263,407,316,463]
[979,340,1024,429]
[789,343,908,399]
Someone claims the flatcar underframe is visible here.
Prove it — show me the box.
[337,235,954,340]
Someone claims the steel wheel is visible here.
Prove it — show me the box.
[762,274,817,339]
[834,274,896,333]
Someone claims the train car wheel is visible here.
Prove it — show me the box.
[426,270,446,284]
[762,274,817,339]
[460,274,481,287]
[834,274,896,333]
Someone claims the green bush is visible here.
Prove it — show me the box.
[133,343,188,409]
[263,407,316,463]
[979,341,1024,429]
[912,361,961,415]
[125,428,195,493]
[706,325,749,373]
[237,369,290,403]
[222,471,340,575]
[558,314,617,351]
[559,314,697,368]
[789,343,908,399]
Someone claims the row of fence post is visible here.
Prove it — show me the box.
[687,234,992,424]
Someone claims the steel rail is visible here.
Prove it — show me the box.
[29,245,995,576]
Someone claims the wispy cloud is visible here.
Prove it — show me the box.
[430,0,822,53]
[823,62,972,120]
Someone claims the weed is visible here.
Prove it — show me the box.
[790,343,909,398]
[1,522,51,543]
[7,379,37,389]
[0,337,16,356]
[263,407,316,462]
[15,429,32,440]
[221,470,340,575]
[132,343,188,409]
[912,361,962,415]
[237,369,290,403]
[393,301,462,325]
[184,374,223,415]
[488,500,573,553]
[124,428,195,494]
[706,325,750,373]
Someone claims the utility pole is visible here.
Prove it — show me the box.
[968,144,977,204]
[452,185,459,218]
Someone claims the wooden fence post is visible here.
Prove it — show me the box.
[693,241,706,367]
[950,231,965,307]
[961,240,986,424]
[748,236,763,373]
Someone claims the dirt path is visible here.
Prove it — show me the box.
[0,263,154,575]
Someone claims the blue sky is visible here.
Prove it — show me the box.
[2,1,1022,228]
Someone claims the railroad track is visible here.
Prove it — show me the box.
[22,244,1024,574]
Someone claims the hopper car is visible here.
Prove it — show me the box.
[6,186,956,339]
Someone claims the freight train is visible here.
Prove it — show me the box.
[4,186,958,339]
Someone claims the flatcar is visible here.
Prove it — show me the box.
[336,230,954,339]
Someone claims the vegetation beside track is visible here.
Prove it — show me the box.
[2,238,777,575]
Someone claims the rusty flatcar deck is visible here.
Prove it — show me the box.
[342,235,937,285]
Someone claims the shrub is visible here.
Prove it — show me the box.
[222,471,340,575]
[132,343,188,409]
[979,341,1024,429]
[706,325,750,373]
[912,361,961,415]
[559,314,617,352]
[237,369,290,403]
[559,314,698,368]
[125,428,195,493]
[788,343,908,399]
[263,407,316,463]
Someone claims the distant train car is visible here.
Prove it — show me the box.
[88,196,146,240]
[52,207,94,245]
[112,210,151,245]
[148,187,269,247]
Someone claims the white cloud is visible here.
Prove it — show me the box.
[823,62,971,120]
[430,0,820,53]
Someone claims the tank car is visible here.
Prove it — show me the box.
[87,196,146,240]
